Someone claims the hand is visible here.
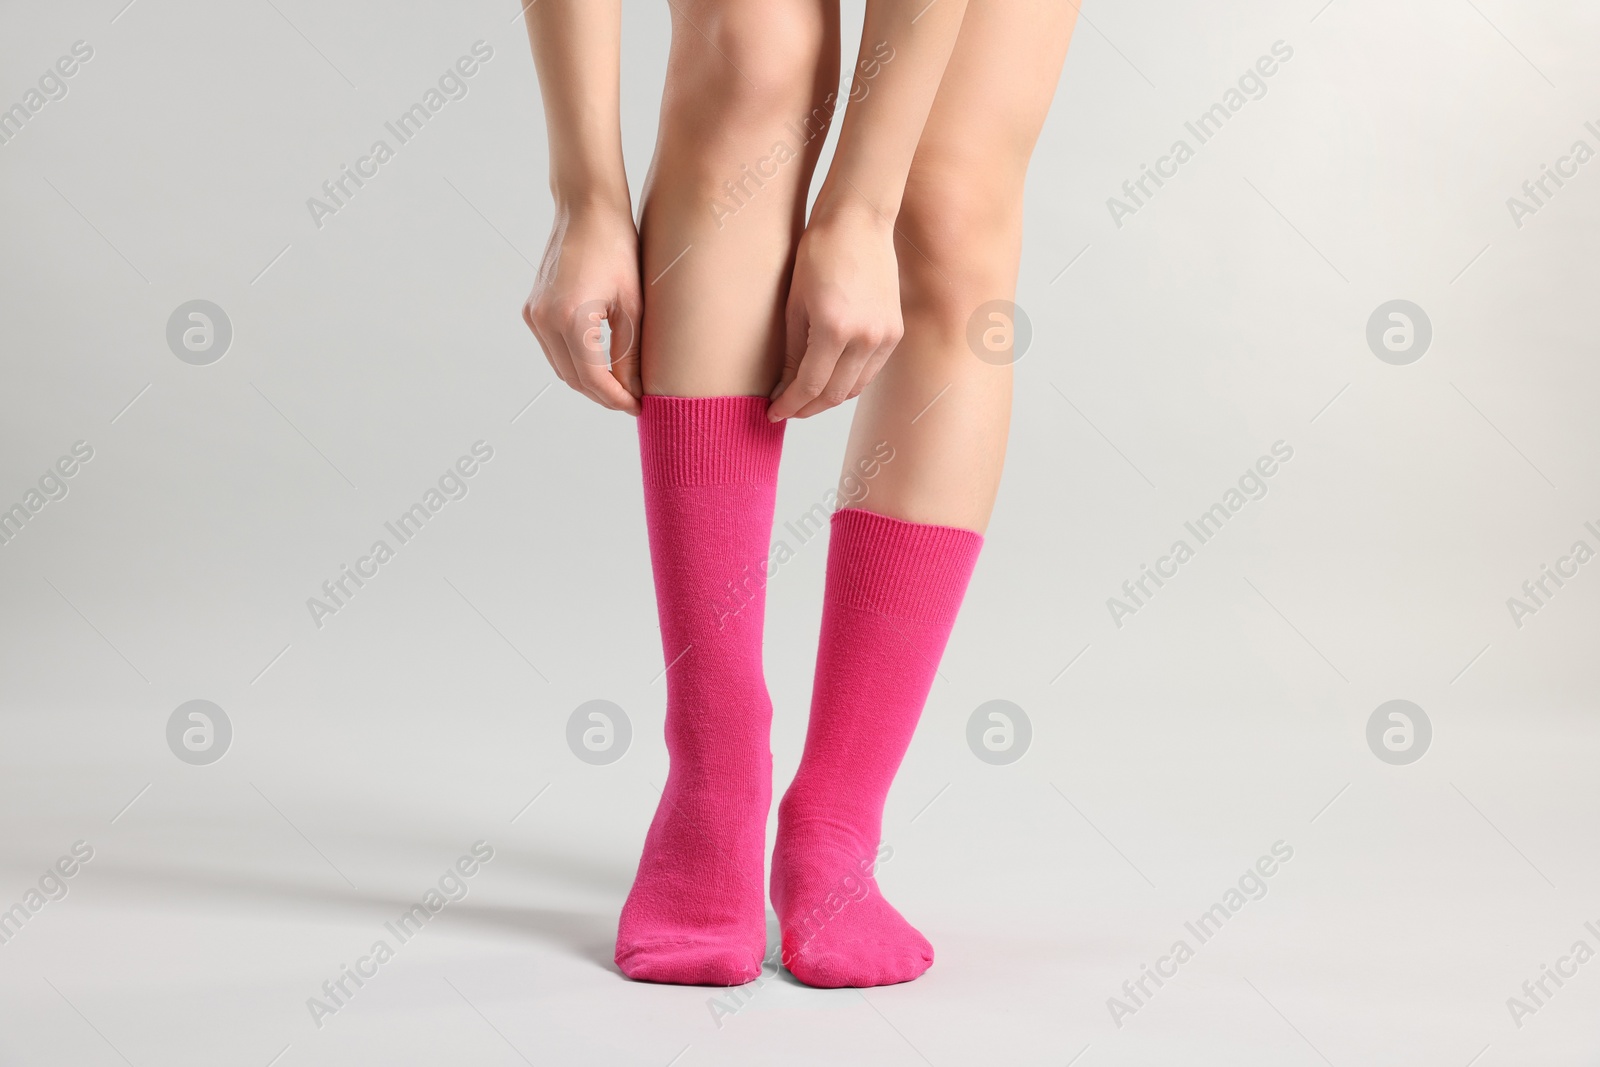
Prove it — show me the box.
[523,202,643,415]
[768,208,904,422]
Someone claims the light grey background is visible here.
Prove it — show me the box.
[2,0,1598,1064]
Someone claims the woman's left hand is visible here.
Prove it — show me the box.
[768,206,904,421]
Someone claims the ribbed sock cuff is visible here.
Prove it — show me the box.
[826,507,983,622]
[638,395,785,488]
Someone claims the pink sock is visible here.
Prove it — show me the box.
[615,395,784,985]
[773,507,983,987]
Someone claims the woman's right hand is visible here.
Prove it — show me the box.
[523,203,644,415]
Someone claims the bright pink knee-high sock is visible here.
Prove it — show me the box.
[615,395,784,985]
[773,507,983,987]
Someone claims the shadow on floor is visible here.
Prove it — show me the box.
[80,844,632,973]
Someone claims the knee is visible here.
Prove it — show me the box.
[669,1,832,127]
[895,163,1027,334]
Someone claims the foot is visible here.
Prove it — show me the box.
[619,395,786,986]
[615,766,770,986]
[614,935,765,986]
[771,815,932,988]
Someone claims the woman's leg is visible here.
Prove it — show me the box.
[638,0,839,397]
[773,1,1077,987]
[616,0,838,985]
[844,0,1076,531]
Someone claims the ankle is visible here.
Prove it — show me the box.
[778,791,879,850]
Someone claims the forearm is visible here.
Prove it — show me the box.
[523,0,630,210]
[810,0,968,227]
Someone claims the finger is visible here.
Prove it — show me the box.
[842,333,900,401]
[563,315,640,414]
[573,358,638,412]
[613,349,643,414]
[792,337,877,419]
[610,299,643,409]
[529,310,580,388]
[542,302,618,409]
[523,300,567,383]
[770,301,810,406]
[768,329,846,422]
[547,329,598,403]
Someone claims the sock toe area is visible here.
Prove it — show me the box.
[616,935,766,986]
[785,938,933,988]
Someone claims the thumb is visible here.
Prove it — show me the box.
[773,303,808,401]
[611,299,642,401]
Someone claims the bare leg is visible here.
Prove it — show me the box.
[639,0,840,396]
[614,0,840,986]
[772,1,1078,989]
[841,0,1076,531]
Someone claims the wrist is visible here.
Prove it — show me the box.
[808,180,897,234]
[554,193,634,221]
[549,168,632,218]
